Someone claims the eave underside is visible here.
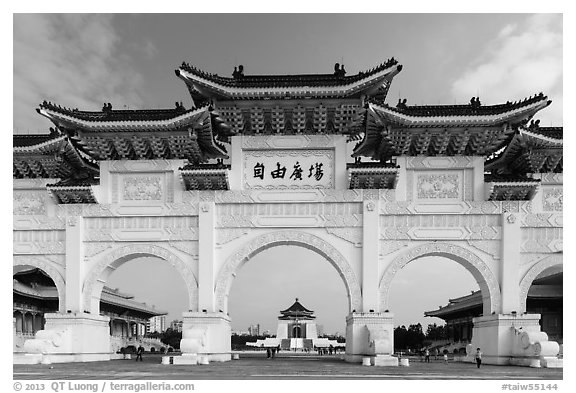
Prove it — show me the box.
[353,99,551,161]
[485,129,563,174]
[37,106,229,163]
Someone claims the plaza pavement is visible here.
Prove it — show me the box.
[13,353,562,380]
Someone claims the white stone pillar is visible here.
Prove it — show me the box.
[334,135,348,190]
[394,156,407,201]
[362,200,380,312]
[198,202,216,312]
[500,212,521,314]
[65,216,84,312]
[229,136,243,190]
[472,156,485,201]
[345,312,397,366]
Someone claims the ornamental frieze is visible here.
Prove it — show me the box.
[13,229,65,242]
[406,156,475,169]
[13,241,65,255]
[216,203,362,217]
[241,134,334,149]
[380,214,500,228]
[13,216,65,230]
[522,213,563,228]
[521,227,563,253]
[216,214,363,228]
[379,226,500,240]
[108,159,175,172]
[380,201,531,215]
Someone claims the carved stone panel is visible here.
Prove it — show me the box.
[542,187,563,211]
[122,176,163,201]
[416,172,461,200]
[13,191,46,215]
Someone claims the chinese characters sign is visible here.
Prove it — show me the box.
[244,149,334,189]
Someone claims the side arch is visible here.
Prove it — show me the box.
[83,243,198,314]
[13,255,66,313]
[379,242,501,316]
[519,254,562,313]
[214,230,362,313]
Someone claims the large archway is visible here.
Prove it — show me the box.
[13,256,66,313]
[214,231,362,314]
[379,242,501,316]
[83,244,198,314]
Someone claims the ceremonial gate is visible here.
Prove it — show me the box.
[13,59,562,366]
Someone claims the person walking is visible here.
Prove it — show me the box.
[266,348,271,359]
[135,345,144,362]
[443,352,448,364]
[475,348,482,368]
[425,348,430,363]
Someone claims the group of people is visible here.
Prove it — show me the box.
[266,345,281,359]
[422,348,448,364]
[316,345,339,355]
[420,347,483,368]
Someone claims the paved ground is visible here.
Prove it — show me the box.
[13,353,563,380]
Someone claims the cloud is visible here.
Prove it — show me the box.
[451,14,562,126]
[13,14,146,133]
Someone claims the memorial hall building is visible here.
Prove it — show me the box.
[13,58,562,367]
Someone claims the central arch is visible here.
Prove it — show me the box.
[379,242,501,316]
[83,244,198,314]
[214,230,362,314]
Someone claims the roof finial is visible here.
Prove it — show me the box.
[295,297,299,302]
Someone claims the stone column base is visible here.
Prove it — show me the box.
[179,311,231,362]
[345,312,396,366]
[468,314,561,368]
[22,313,111,363]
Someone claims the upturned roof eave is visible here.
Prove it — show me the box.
[37,105,211,132]
[178,65,401,100]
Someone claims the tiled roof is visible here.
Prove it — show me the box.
[484,174,541,183]
[386,93,550,118]
[525,126,563,140]
[425,285,562,318]
[178,58,400,89]
[280,299,314,315]
[13,132,61,148]
[37,101,190,122]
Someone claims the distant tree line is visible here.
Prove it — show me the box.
[394,323,448,351]
[147,328,182,350]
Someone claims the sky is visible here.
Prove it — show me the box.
[10,13,564,334]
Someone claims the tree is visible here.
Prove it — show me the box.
[426,323,448,341]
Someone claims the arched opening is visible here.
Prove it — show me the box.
[292,326,302,339]
[520,258,562,344]
[13,264,61,351]
[225,234,353,354]
[84,245,197,355]
[379,242,501,358]
[388,256,481,357]
[216,231,362,315]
